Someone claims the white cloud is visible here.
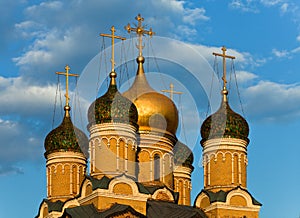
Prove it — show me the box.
[0,117,43,172]
[0,165,24,176]
[229,0,260,13]
[0,75,89,172]
[280,3,289,13]
[260,0,283,7]
[25,1,63,14]
[244,80,300,121]
[291,46,300,53]
[13,0,210,81]
[159,0,185,12]
[272,48,290,58]
[183,8,210,25]
[235,71,258,83]
[0,76,56,117]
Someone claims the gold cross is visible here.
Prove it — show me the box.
[100,26,126,72]
[162,83,183,100]
[125,14,155,57]
[56,65,79,106]
[212,46,235,90]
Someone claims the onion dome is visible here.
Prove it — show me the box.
[173,141,194,170]
[200,89,249,144]
[88,71,138,127]
[44,106,88,157]
[123,56,179,135]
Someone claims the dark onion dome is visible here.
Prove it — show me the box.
[87,71,138,127]
[173,141,194,170]
[201,90,249,144]
[44,106,89,157]
[123,56,179,135]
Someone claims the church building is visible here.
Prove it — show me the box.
[36,14,261,218]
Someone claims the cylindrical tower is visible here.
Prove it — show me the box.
[123,56,178,189]
[87,71,139,179]
[173,141,194,206]
[44,105,88,202]
[200,89,249,192]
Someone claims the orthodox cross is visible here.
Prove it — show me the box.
[100,26,126,72]
[56,65,78,106]
[162,83,183,100]
[212,46,235,90]
[125,14,155,57]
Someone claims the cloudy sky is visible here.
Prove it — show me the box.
[1,0,300,217]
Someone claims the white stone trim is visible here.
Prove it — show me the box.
[173,166,192,179]
[46,152,87,166]
[152,187,174,201]
[78,175,151,204]
[202,138,248,155]
[89,123,137,144]
[195,189,261,213]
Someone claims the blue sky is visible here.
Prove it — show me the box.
[0,0,300,217]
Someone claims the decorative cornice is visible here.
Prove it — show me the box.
[89,122,137,137]
[202,138,248,155]
[46,151,87,166]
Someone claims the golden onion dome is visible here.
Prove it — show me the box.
[123,56,178,135]
[44,106,89,157]
[200,89,249,144]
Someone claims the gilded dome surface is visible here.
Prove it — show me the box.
[132,92,178,134]
[44,107,88,157]
[123,57,179,135]
[88,72,138,127]
[201,99,249,143]
[173,141,194,169]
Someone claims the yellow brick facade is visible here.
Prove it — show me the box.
[203,149,247,192]
[46,152,87,202]
[137,131,175,189]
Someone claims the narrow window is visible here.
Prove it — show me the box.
[154,154,160,181]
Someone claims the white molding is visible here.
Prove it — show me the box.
[202,138,248,155]
[46,152,87,166]
[89,123,137,139]
[78,175,151,204]
[152,187,174,201]
[173,166,192,179]
[195,188,261,213]
[205,202,261,212]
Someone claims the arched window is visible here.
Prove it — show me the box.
[154,154,160,181]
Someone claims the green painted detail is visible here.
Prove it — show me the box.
[44,199,64,212]
[87,175,111,190]
[44,115,88,157]
[88,84,138,126]
[198,187,262,206]
[173,141,194,170]
[201,101,249,143]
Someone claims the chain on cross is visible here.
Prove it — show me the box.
[100,26,126,72]
[212,46,235,90]
[125,14,155,57]
[56,65,79,107]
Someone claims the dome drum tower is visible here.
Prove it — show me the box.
[194,47,261,217]
[123,16,179,190]
[44,66,88,202]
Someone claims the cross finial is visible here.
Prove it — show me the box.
[56,65,79,109]
[213,46,235,101]
[162,83,183,100]
[100,26,126,72]
[125,14,155,57]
